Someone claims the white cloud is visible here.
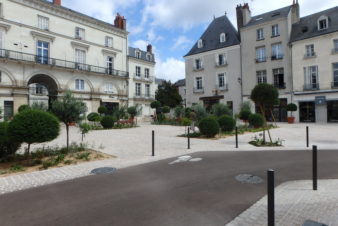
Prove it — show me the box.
[155,57,185,82]
[132,39,149,51]
[171,35,192,50]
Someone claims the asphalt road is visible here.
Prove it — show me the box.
[1,150,338,226]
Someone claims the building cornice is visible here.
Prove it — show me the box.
[127,56,156,65]
[31,31,55,42]
[0,23,11,31]
[71,41,90,50]
[8,0,128,38]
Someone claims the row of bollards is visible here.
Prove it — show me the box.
[267,144,318,225]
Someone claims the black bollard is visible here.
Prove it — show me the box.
[188,127,190,149]
[152,130,155,156]
[313,145,317,190]
[267,169,275,226]
[235,127,238,148]
[306,126,309,147]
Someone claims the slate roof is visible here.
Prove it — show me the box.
[290,6,338,43]
[244,6,292,27]
[185,15,240,57]
[128,47,155,63]
[174,79,185,87]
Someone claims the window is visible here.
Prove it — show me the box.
[37,41,49,64]
[105,83,113,93]
[218,73,225,88]
[75,79,85,91]
[256,28,264,40]
[273,68,285,89]
[197,39,203,48]
[256,70,267,84]
[145,68,150,78]
[135,83,141,96]
[318,17,328,30]
[304,66,318,90]
[271,43,283,59]
[145,84,150,97]
[0,71,2,83]
[35,84,45,95]
[136,51,141,58]
[146,54,151,61]
[38,16,49,30]
[196,77,203,89]
[333,40,338,53]
[333,63,338,88]
[220,33,226,43]
[305,44,315,57]
[256,47,266,62]
[105,37,113,48]
[75,27,85,40]
[75,49,86,70]
[272,24,279,37]
[194,58,203,70]
[217,53,226,66]
[136,66,141,77]
[0,29,4,49]
[106,56,114,74]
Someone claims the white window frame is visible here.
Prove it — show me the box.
[0,71,2,83]
[306,44,315,57]
[106,56,114,74]
[257,70,267,84]
[304,66,318,88]
[318,16,328,30]
[105,36,113,48]
[75,79,85,91]
[36,40,49,64]
[272,24,279,37]
[195,77,203,89]
[145,68,150,78]
[256,28,264,40]
[0,29,4,49]
[136,66,141,77]
[146,54,152,61]
[333,63,338,84]
[135,83,141,96]
[75,27,85,40]
[197,39,203,48]
[135,51,141,58]
[334,40,338,52]
[218,73,225,88]
[256,46,266,62]
[145,84,150,97]
[105,83,113,93]
[195,58,203,70]
[220,33,226,43]
[216,53,226,66]
[271,43,283,59]
[38,15,49,30]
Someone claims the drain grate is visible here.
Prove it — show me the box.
[235,174,263,184]
[91,167,117,175]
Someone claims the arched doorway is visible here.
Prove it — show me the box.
[27,74,59,109]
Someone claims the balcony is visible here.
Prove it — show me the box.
[215,61,228,67]
[193,87,204,93]
[303,83,319,91]
[134,94,155,101]
[271,55,283,60]
[216,84,228,91]
[193,65,204,71]
[133,74,154,82]
[0,48,129,78]
[331,81,338,89]
[255,57,267,63]
[304,53,316,59]
[274,82,286,89]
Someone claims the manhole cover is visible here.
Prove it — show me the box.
[235,174,263,184]
[91,167,117,175]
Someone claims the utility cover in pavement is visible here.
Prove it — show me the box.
[235,174,263,184]
[91,167,117,175]
[302,220,328,226]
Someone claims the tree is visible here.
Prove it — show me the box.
[0,121,21,158]
[250,84,279,143]
[51,91,87,150]
[155,81,182,108]
[211,103,231,117]
[8,110,60,155]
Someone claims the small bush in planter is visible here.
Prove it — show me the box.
[198,117,220,138]
[286,103,297,117]
[218,115,236,132]
[239,110,251,121]
[87,112,101,122]
[248,114,264,128]
[100,116,116,129]
[98,106,107,115]
[162,106,170,114]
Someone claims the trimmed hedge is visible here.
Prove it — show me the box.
[87,112,101,122]
[239,110,251,121]
[248,113,264,128]
[0,122,21,158]
[198,117,220,138]
[218,115,236,132]
[162,106,170,114]
[100,115,116,129]
[18,104,30,113]
[98,106,107,115]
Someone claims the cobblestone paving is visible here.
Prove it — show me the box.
[226,180,338,226]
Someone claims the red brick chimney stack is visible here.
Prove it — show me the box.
[147,44,152,54]
[53,0,61,6]
[114,13,127,30]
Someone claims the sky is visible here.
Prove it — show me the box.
[61,0,337,82]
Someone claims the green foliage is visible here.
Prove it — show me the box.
[76,152,90,161]
[218,115,236,132]
[87,112,101,122]
[18,104,30,113]
[157,113,165,122]
[239,110,252,121]
[250,84,279,109]
[150,101,161,109]
[162,106,170,114]
[198,117,220,138]
[240,101,252,112]
[211,103,231,117]
[180,117,192,126]
[0,122,21,159]
[191,104,207,122]
[174,106,184,118]
[8,110,60,154]
[248,114,264,128]
[98,106,107,115]
[184,107,192,118]
[100,115,116,129]
[155,81,182,108]
[31,102,48,111]
[127,105,142,119]
[286,103,298,112]
[113,105,127,120]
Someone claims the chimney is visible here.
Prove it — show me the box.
[114,13,127,30]
[147,44,152,54]
[53,0,61,6]
[236,3,251,36]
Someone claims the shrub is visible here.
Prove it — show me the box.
[180,117,192,126]
[87,112,101,122]
[8,110,60,154]
[31,102,48,111]
[100,115,116,129]
[151,101,161,109]
[0,122,21,159]
[218,115,236,132]
[157,113,165,122]
[18,104,30,113]
[286,103,298,117]
[198,117,220,138]
[240,101,252,112]
[127,106,137,118]
[239,110,252,121]
[98,106,107,115]
[174,106,184,119]
[162,106,170,114]
[248,114,264,128]
[211,103,231,117]
[191,104,207,122]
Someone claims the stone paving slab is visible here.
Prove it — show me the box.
[226,180,338,226]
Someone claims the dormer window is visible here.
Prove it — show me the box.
[197,39,203,48]
[135,51,141,59]
[146,54,152,61]
[220,33,226,43]
[318,16,328,30]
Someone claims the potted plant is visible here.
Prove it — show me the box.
[286,103,297,124]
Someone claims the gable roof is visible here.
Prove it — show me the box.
[244,5,292,27]
[290,6,338,43]
[128,47,155,63]
[185,15,240,57]
[174,79,185,87]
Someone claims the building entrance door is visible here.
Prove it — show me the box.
[299,101,316,122]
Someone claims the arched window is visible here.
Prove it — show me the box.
[220,33,226,43]
[197,39,203,48]
[318,15,328,30]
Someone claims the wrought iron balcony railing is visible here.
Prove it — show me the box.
[0,49,129,78]
[274,82,286,89]
[216,84,228,91]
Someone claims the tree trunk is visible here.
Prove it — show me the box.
[66,124,69,150]
[259,105,272,143]
[27,143,30,156]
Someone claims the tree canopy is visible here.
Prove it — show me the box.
[155,81,182,108]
